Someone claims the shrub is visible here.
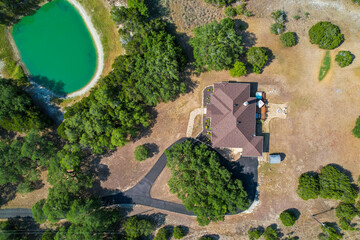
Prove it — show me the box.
[154,227,170,240]
[248,228,262,240]
[247,47,269,74]
[173,226,185,239]
[308,21,343,49]
[271,10,286,24]
[318,223,343,240]
[335,51,354,67]
[134,145,149,161]
[280,32,297,47]
[352,118,360,138]
[230,61,247,77]
[270,23,285,35]
[225,6,237,17]
[297,172,320,200]
[293,15,301,20]
[263,226,278,240]
[352,0,360,6]
[280,210,297,226]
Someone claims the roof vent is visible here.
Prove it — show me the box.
[243,101,249,106]
[234,104,238,107]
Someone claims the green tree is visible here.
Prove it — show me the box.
[203,0,235,7]
[318,223,343,240]
[352,118,360,138]
[271,10,286,24]
[280,210,297,226]
[247,47,269,74]
[225,6,237,17]
[134,145,149,161]
[297,172,320,200]
[173,226,185,239]
[309,22,343,49]
[280,32,297,47]
[124,216,155,239]
[154,227,170,240]
[263,226,279,240]
[0,78,50,132]
[335,51,354,67]
[248,227,262,240]
[230,61,247,77]
[0,0,42,25]
[189,18,244,72]
[165,141,250,226]
[41,230,54,240]
[336,203,357,221]
[270,23,285,35]
[32,199,46,224]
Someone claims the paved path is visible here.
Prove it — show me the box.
[0,208,33,218]
[186,108,203,137]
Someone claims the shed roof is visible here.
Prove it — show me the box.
[269,155,281,164]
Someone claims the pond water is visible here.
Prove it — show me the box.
[12,0,97,95]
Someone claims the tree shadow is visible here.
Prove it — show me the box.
[145,0,171,20]
[263,47,275,68]
[31,75,66,96]
[143,143,159,158]
[0,183,17,207]
[1,217,43,239]
[201,234,220,240]
[0,128,17,140]
[271,152,286,161]
[286,208,301,220]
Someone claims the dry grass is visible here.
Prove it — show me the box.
[191,114,202,138]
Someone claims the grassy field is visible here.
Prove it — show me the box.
[76,0,123,75]
[0,25,25,80]
[318,51,331,81]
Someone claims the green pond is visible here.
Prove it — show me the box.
[12,0,97,95]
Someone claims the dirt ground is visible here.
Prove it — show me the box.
[101,0,360,239]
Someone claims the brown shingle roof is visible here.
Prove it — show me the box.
[207,83,263,157]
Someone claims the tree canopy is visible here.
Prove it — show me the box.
[247,47,269,74]
[309,21,343,50]
[165,140,250,226]
[280,32,297,47]
[297,172,320,200]
[335,51,354,67]
[0,78,50,132]
[230,61,247,77]
[189,18,244,72]
[280,210,297,226]
[353,118,360,138]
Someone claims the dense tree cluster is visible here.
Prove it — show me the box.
[0,78,50,132]
[247,47,269,74]
[309,22,343,50]
[189,18,244,72]
[0,0,42,25]
[297,165,357,202]
[336,202,358,230]
[280,32,297,47]
[335,51,354,67]
[165,140,250,226]
[0,131,56,193]
[279,210,297,226]
[59,2,186,154]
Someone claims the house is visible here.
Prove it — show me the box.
[206,82,263,157]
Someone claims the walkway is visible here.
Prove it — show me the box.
[186,108,203,137]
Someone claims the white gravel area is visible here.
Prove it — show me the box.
[66,0,104,98]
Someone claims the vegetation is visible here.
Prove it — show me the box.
[203,0,235,7]
[230,61,247,77]
[0,0,42,25]
[309,22,343,49]
[165,140,250,226]
[263,226,279,240]
[271,23,285,35]
[154,227,170,240]
[352,0,360,5]
[271,10,286,24]
[248,227,262,240]
[0,78,50,132]
[335,51,354,67]
[134,145,149,161]
[336,202,358,230]
[199,237,213,240]
[280,210,297,226]
[352,118,360,138]
[297,165,357,203]
[247,47,269,74]
[293,15,301,20]
[225,6,237,17]
[280,32,297,47]
[233,2,253,16]
[318,51,331,81]
[189,18,244,72]
[318,223,343,240]
[124,216,155,239]
[0,131,56,193]
[173,226,186,239]
[59,3,186,154]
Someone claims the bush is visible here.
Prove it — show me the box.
[280,210,297,226]
[270,23,285,35]
[225,6,237,17]
[134,145,149,161]
[263,226,278,240]
[271,10,286,24]
[173,226,185,239]
[247,47,269,74]
[280,32,297,47]
[154,227,170,240]
[293,15,301,20]
[124,216,155,239]
[204,0,235,7]
[297,172,320,200]
[248,228,262,240]
[230,61,247,77]
[352,118,360,138]
[335,51,354,67]
[309,21,343,49]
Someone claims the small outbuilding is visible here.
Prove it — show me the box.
[269,154,281,164]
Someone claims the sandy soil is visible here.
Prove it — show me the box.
[101,0,360,239]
